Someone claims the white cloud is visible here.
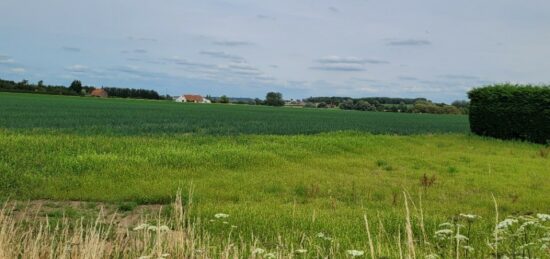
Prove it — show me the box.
[65,64,88,73]
[10,67,26,73]
[0,55,15,64]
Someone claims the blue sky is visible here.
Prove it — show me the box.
[1,0,549,103]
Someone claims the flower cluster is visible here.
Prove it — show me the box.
[133,223,170,232]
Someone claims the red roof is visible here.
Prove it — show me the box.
[183,95,204,102]
[90,88,108,97]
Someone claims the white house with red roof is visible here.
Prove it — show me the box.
[175,94,211,103]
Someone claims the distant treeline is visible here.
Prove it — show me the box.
[0,78,163,100]
[305,96,469,115]
[305,96,427,105]
[102,87,160,99]
[0,78,78,95]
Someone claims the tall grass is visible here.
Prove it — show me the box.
[1,190,548,258]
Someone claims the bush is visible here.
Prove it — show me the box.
[468,84,550,144]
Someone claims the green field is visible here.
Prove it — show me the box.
[0,92,468,135]
[0,92,549,258]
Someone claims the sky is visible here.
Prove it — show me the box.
[1,0,549,103]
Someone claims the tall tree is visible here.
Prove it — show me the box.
[69,80,83,94]
[265,92,284,106]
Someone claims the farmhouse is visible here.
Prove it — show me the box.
[175,94,211,103]
[90,88,108,98]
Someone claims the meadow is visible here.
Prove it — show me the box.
[0,92,549,258]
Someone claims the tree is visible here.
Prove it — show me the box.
[219,95,230,103]
[339,100,354,110]
[265,92,284,106]
[254,98,264,105]
[69,80,83,94]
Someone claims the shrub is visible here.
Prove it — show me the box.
[468,84,550,144]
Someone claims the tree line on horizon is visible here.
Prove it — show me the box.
[0,78,163,100]
[304,96,469,114]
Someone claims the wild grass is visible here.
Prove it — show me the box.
[0,129,548,252]
[1,190,549,258]
[0,92,468,135]
[0,93,548,257]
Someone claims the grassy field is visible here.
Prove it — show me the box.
[0,92,468,135]
[0,92,549,258]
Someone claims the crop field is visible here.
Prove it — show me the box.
[0,93,468,135]
[0,92,549,258]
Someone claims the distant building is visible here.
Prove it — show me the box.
[90,88,108,98]
[175,94,211,103]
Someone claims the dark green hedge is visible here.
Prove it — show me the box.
[468,84,550,144]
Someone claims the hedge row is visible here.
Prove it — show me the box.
[468,84,550,144]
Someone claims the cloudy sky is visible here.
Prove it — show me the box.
[1,0,549,102]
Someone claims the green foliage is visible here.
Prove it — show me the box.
[306,96,425,105]
[265,92,284,106]
[412,100,463,114]
[0,77,161,100]
[468,84,550,144]
[316,102,328,108]
[102,87,160,99]
[0,93,469,135]
[69,80,83,94]
[118,202,138,211]
[0,78,79,95]
[219,95,230,103]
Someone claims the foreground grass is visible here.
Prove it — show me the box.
[1,191,549,258]
[1,130,548,253]
[0,92,468,135]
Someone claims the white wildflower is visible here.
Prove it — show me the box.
[537,213,550,222]
[425,254,439,259]
[316,232,332,241]
[159,225,170,232]
[435,229,453,235]
[138,256,152,259]
[209,219,215,223]
[264,253,276,258]
[231,225,238,228]
[214,213,229,219]
[455,234,469,241]
[439,222,453,228]
[434,229,453,240]
[460,213,480,221]
[252,248,265,254]
[497,218,518,229]
[223,221,229,224]
[346,250,364,257]
[147,226,158,231]
[133,223,149,231]
[295,249,307,254]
